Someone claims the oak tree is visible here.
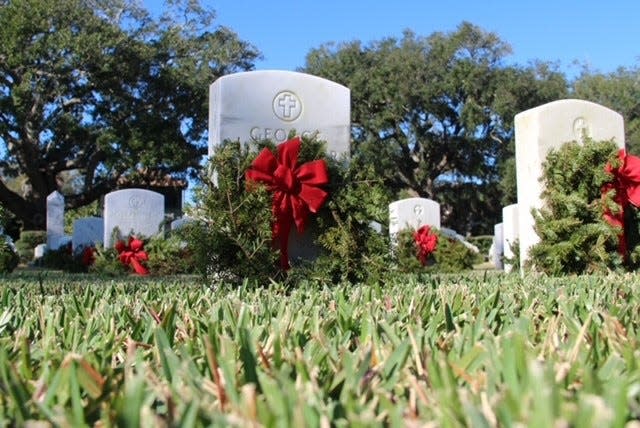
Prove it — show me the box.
[303,22,567,233]
[0,0,260,228]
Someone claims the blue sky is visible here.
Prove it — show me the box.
[143,0,640,78]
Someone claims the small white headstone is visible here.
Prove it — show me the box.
[72,217,104,251]
[440,227,480,253]
[389,198,440,241]
[493,223,504,270]
[46,191,65,250]
[170,216,193,230]
[515,99,625,271]
[502,204,519,273]
[103,189,164,248]
[34,243,47,259]
[209,70,350,158]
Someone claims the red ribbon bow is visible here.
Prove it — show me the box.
[414,225,438,266]
[81,246,96,266]
[115,236,149,275]
[602,148,640,256]
[245,137,329,269]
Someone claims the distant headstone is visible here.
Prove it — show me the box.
[208,70,350,158]
[440,227,480,253]
[34,243,47,259]
[46,191,65,250]
[170,216,193,230]
[493,223,504,270]
[502,204,519,273]
[515,99,625,270]
[389,198,440,241]
[72,217,104,251]
[103,189,164,248]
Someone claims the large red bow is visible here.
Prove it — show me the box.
[414,225,438,266]
[115,236,149,275]
[245,137,329,269]
[602,148,640,256]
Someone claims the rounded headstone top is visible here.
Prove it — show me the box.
[212,70,350,92]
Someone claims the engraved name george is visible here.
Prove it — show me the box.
[114,210,154,219]
[249,126,319,142]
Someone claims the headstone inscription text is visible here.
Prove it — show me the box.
[208,70,351,158]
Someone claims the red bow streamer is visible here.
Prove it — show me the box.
[245,137,329,269]
[115,236,149,275]
[414,225,438,266]
[602,148,640,256]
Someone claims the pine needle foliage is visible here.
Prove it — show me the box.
[184,139,279,283]
[528,139,626,274]
[185,135,393,285]
[301,157,392,284]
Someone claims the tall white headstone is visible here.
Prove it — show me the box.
[46,191,65,250]
[389,198,441,241]
[208,70,350,158]
[515,99,625,271]
[502,204,519,273]
[103,189,164,248]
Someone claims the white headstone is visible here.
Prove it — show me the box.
[72,217,104,251]
[208,70,350,158]
[389,198,440,240]
[515,99,625,271]
[369,221,382,234]
[170,216,193,230]
[493,223,504,270]
[502,204,519,273]
[440,227,480,253]
[34,243,47,259]
[46,191,65,250]
[103,189,164,248]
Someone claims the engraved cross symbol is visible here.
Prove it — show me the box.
[129,196,143,210]
[573,117,589,143]
[273,91,302,121]
[414,205,423,217]
[277,94,297,118]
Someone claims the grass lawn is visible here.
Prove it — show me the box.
[0,270,638,426]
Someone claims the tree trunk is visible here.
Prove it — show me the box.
[17,202,46,230]
[0,181,47,230]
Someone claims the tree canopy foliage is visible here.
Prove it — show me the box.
[303,22,567,233]
[0,0,260,228]
[3,3,638,239]
[573,66,640,155]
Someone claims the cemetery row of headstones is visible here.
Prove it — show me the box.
[489,99,625,273]
[39,188,191,258]
[42,191,475,265]
[36,70,626,273]
[211,71,627,270]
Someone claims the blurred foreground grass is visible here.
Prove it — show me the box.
[0,271,638,427]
